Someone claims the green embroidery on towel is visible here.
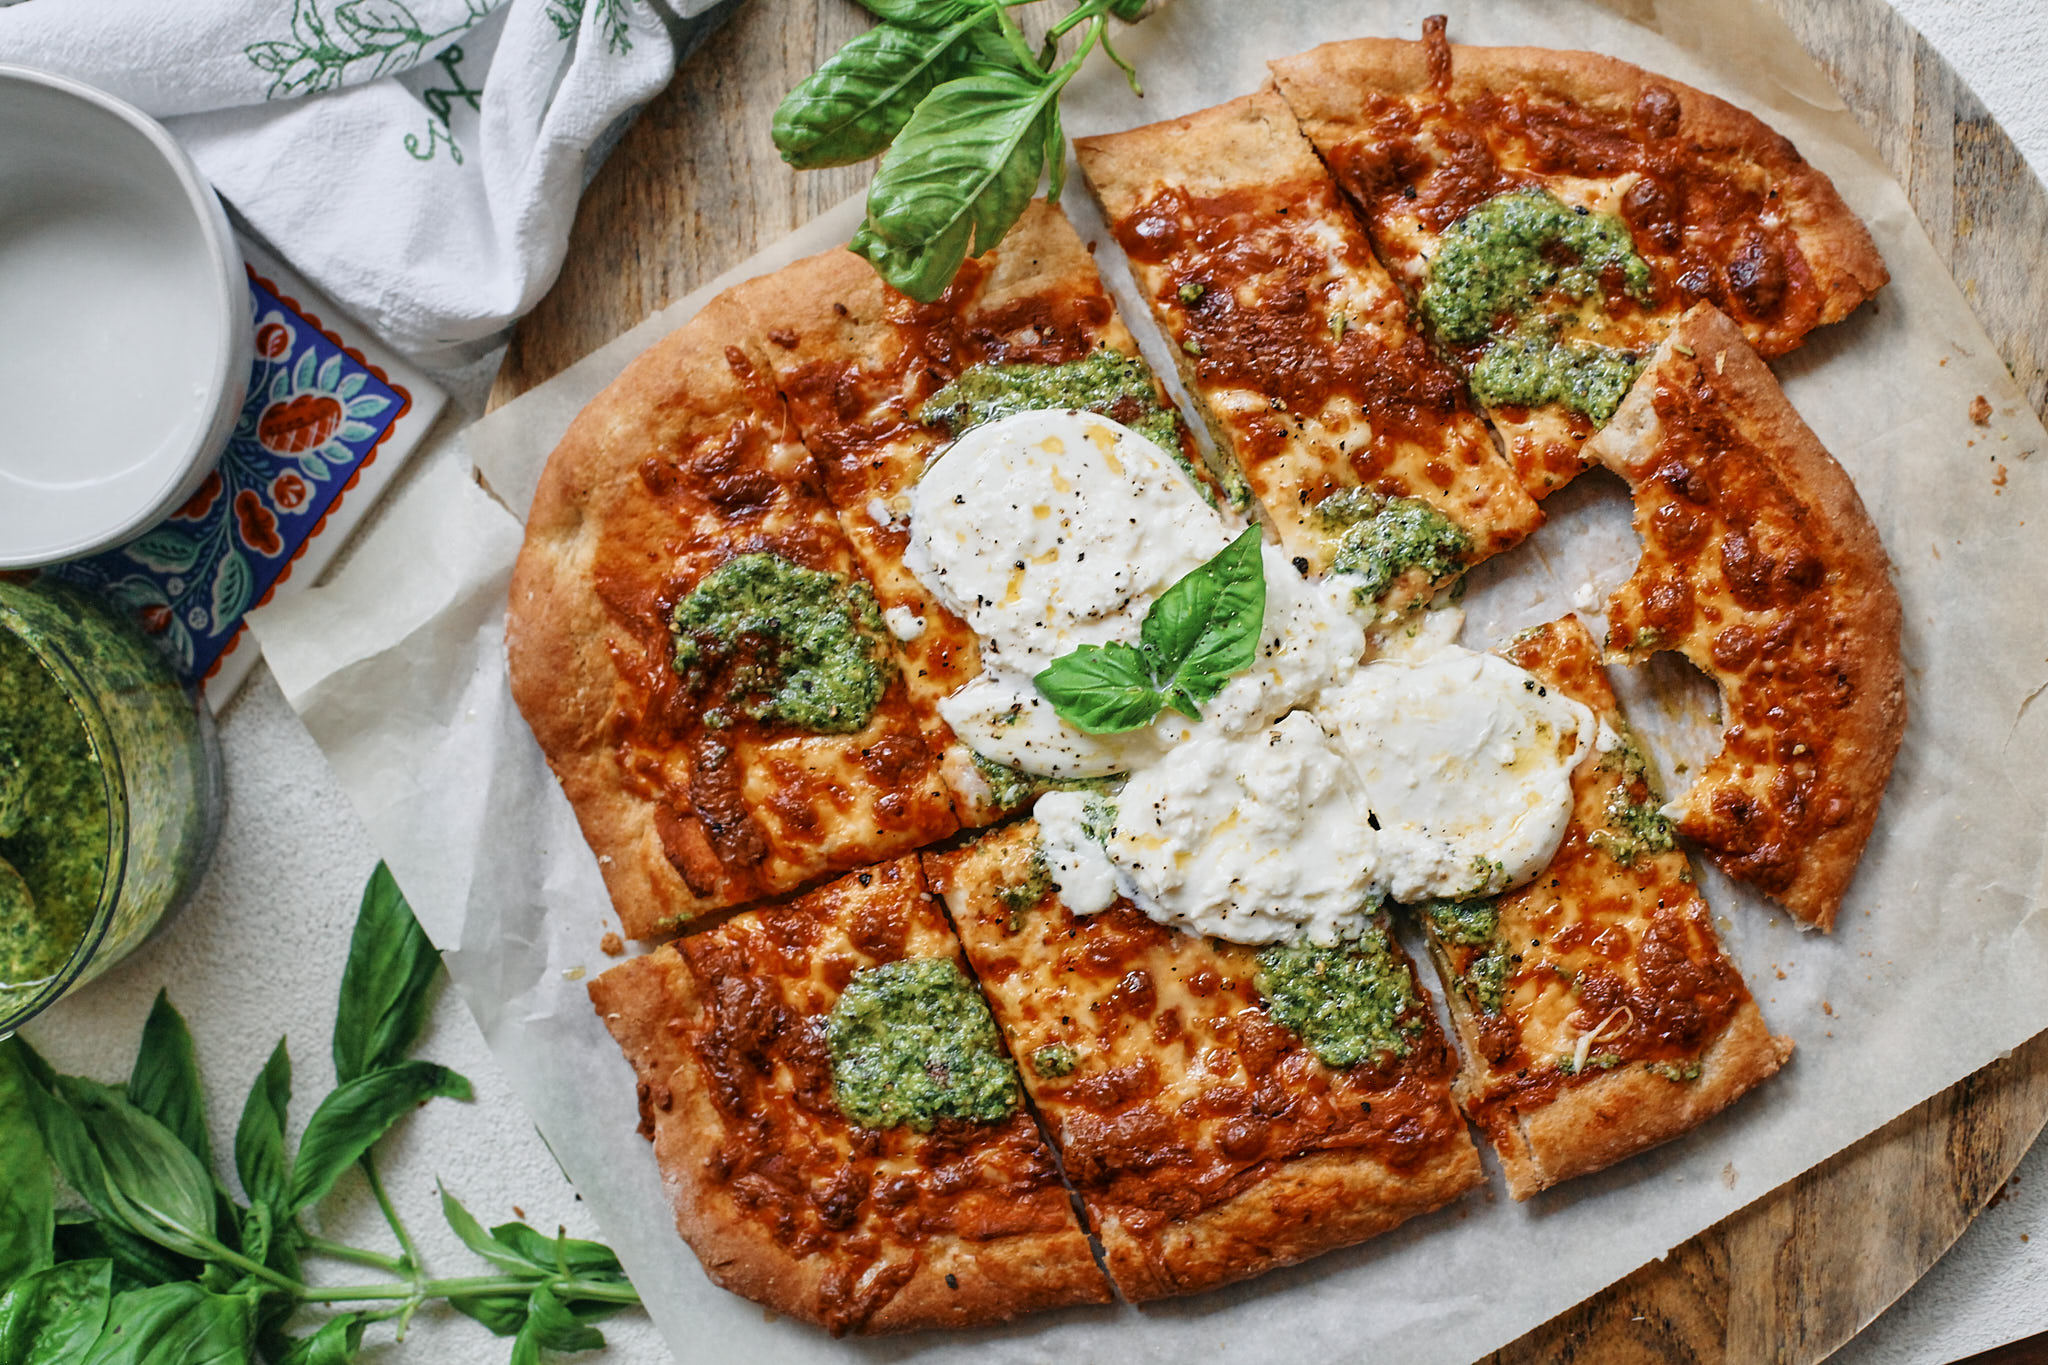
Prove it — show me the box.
[546,0,635,55]
[243,0,490,100]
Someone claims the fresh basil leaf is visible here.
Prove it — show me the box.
[332,863,442,1085]
[0,1259,111,1365]
[1033,642,1162,734]
[285,1062,470,1215]
[520,1284,606,1354]
[1040,99,1066,203]
[854,0,984,26]
[51,1219,200,1294]
[489,1223,627,1281]
[127,992,212,1172]
[856,68,1054,301]
[22,1074,217,1261]
[0,1043,54,1282]
[1143,525,1265,718]
[773,16,992,169]
[273,1313,364,1365]
[437,1183,535,1276]
[78,1282,254,1365]
[448,1292,529,1338]
[233,1039,291,1220]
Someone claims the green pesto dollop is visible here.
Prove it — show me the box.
[1315,488,1471,607]
[1457,947,1512,1015]
[1420,187,1654,424]
[670,553,892,734]
[996,840,1053,921]
[1030,1043,1077,1079]
[1648,1059,1703,1083]
[0,628,110,987]
[826,957,1022,1131]
[1421,897,1498,948]
[1588,732,1679,867]
[921,351,1183,455]
[1255,929,1427,1070]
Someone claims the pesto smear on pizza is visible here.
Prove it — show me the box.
[1254,929,1428,1069]
[826,957,1022,1130]
[1420,187,1653,423]
[669,553,893,734]
[1314,488,1471,608]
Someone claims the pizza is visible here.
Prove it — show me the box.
[1425,615,1791,1197]
[587,855,1110,1333]
[1588,304,1905,927]
[924,823,1481,1299]
[1270,17,1888,498]
[1075,91,1543,619]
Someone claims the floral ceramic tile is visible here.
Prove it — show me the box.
[49,243,445,709]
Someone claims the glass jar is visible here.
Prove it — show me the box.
[0,577,222,1037]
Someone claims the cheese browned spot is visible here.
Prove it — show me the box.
[507,295,958,937]
[587,857,1109,1335]
[1419,615,1791,1199]
[1588,305,1904,928]
[1076,92,1541,616]
[925,825,1481,1301]
[1270,22,1886,498]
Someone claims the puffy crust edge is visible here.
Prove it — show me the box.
[1269,35,1889,337]
[1097,1138,1482,1302]
[1485,997,1793,1201]
[1592,303,1907,927]
[588,943,1111,1335]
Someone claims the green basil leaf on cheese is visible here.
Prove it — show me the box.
[1142,525,1265,718]
[1032,641,1160,735]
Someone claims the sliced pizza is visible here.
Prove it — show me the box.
[508,295,958,938]
[1586,304,1905,927]
[588,856,1110,1333]
[1271,18,1887,498]
[925,824,1482,1301]
[1417,614,1790,1199]
[731,202,1234,819]
[1076,91,1543,621]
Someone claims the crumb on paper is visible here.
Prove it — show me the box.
[600,931,625,957]
[1776,967,1787,980]
[1721,1162,1738,1190]
[1994,463,2008,490]
[1971,394,1993,425]
[514,1204,527,1219]
[562,965,586,981]
[1822,1000,1834,1016]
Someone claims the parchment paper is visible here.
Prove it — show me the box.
[247,1,2048,1359]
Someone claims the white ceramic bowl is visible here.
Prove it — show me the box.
[0,64,250,569]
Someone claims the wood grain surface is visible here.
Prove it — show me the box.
[491,2,2048,1359]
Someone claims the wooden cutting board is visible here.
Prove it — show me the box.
[490,1,2048,1358]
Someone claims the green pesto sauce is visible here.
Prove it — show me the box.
[670,553,892,734]
[1558,1051,1624,1075]
[1458,946,1512,1015]
[970,751,1119,815]
[1589,732,1678,867]
[1315,488,1471,607]
[996,841,1052,922]
[1421,897,1498,948]
[0,629,110,987]
[1255,930,1426,1070]
[1420,187,1654,424]
[826,957,1022,1131]
[1648,1060,1703,1083]
[1030,1043,1077,1079]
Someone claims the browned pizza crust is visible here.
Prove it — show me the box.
[926,825,1482,1300]
[1076,91,1542,615]
[1587,305,1905,927]
[588,858,1109,1334]
[508,294,957,938]
[1423,615,1790,1200]
[725,202,1223,820]
[1271,21,1886,497]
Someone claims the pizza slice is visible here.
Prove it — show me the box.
[1419,614,1791,1199]
[1076,91,1543,621]
[1271,18,1887,498]
[1587,304,1905,927]
[925,824,1481,1300]
[508,295,958,938]
[588,856,1110,1334]
[731,202,1238,819]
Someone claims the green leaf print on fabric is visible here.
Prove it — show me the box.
[243,0,487,100]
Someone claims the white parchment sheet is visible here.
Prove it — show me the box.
[249,0,2048,1359]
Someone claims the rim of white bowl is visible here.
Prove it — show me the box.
[0,62,251,570]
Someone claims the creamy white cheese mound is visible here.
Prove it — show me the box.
[1103,713,1380,945]
[906,408,1235,674]
[1034,789,1122,915]
[1320,645,1596,904]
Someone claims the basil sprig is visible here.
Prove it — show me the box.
[0,864,640,1365]
[1034,525,1267,733]
[774,0,1151,302]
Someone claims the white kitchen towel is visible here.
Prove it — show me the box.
[0,0,729,361]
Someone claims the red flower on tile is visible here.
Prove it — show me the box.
[270,472,309,509]
[171,470,223,522]
[257,394,343,455]
[234,489,283,557]
[138,604,172,635]
[255,321,293,360]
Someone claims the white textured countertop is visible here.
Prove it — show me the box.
[24,5,2047,1363]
